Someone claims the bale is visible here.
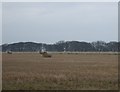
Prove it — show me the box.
[39,51,52,58]
[7,51,12,54]
[42,52,52,58]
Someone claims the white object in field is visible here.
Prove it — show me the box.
[41,44,46,52]
[64,47,66,52]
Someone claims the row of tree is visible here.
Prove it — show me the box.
[1,41,119,52]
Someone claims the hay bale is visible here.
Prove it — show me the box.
[39,51,52,58]
[7,51,12,54]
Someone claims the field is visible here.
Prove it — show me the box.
[2,52,118,90]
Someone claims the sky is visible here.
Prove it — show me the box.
[2,2,118,44]
[0,2,1,45]
[118,2,120,41]
[1,0,119,2]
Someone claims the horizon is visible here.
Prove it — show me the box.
[1,40,119,45]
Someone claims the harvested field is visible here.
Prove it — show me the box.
[2,52,118,90]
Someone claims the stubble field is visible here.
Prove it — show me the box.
[2,52,118,90]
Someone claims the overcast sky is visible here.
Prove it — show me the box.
[2,2,118,44]
[0,3,2,45]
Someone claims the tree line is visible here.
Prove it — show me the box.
[1,41,120,52]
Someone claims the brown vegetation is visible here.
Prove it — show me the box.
[2,52,118,90]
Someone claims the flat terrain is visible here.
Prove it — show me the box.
[2,52,118,90]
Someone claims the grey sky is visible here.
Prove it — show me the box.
[0,2,2,45]
[2,0,119,2]
[2,2,118,44]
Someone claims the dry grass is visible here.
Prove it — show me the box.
[2,52,118,90]
[0,53,2,91]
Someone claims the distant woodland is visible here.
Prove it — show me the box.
[1,41,119,52]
